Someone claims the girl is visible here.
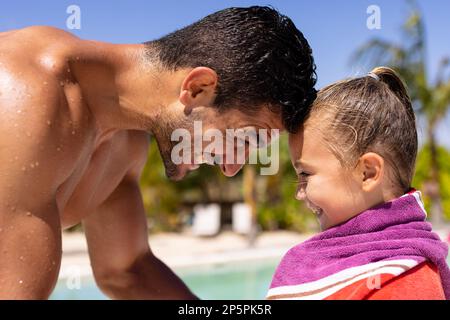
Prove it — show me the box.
[267,67,450,300]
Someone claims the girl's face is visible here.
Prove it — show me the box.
[288,126,369,230]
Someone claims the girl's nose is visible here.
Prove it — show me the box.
[295,188,307,201]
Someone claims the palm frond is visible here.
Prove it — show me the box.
[350,39,408,69]
[433,81,450,122]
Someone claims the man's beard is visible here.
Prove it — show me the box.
[151,115,193,180]
[157,139,179,180]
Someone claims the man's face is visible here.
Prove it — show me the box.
[152,106,283,181]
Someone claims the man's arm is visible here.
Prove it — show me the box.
[0,100,62,299]
[83,166,197,299]
[0,198,61,299]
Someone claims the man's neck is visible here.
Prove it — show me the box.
[72,42,185,134]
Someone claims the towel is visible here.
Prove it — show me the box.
[266,190,450,300]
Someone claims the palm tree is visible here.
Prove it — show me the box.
[352,1,450,225]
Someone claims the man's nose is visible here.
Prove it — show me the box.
[220,163,244,177]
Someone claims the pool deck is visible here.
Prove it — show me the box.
[58,230,312,279]
[58,228,450,280]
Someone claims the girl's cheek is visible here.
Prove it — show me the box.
[307,177,329,207]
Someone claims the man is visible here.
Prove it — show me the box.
[0,6,316,299]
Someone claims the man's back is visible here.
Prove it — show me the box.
[0,26,152,298]
[0,26,150,228]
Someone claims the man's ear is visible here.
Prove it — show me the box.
[358,152,384,192]
[179,67,218,115]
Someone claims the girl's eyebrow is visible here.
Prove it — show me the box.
[295,159,313,170]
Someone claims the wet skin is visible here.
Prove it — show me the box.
[0,25,284,299]
[0,26,197,299]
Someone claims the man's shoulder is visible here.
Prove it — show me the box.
[0,61,63,136]
[4,25,75,39]
[0,28,82,171]
[0,27,77,121]
[0,26,80,82]
[1,26,78,49]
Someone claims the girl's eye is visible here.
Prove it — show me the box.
[297,172,310,185]
[299,172,310,178]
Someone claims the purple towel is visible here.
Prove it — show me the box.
[267,191,450,299]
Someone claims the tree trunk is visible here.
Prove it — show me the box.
[426,125,444,227]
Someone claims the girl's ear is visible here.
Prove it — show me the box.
[359,152,384,192]
[179,67,218,115]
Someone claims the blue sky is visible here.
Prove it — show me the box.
[1,0,449,147]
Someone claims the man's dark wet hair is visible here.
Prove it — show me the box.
[145,6,317,133]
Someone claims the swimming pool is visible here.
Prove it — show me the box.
[50,256,450,300]
[50,258,279,300]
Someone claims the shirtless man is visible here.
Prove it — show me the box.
[0,6,316,299]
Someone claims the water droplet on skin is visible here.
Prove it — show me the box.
[67,68,71,73]
[11,206,16,212]
[60,81,65,87]
[25,211,32,217]
[35,161,39,167]
[76,57,80,61]
[17,110,22,114]
[43,81,48,86]
[47,120,51,126]
[18,280,23,284]
[72,131,76,135]
[19,256,24,261]
[0,228,3,232]
[21,166,26,171]
[56,147,61,152]
[30,163,35,168]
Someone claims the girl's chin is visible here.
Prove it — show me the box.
[317,213,329,230]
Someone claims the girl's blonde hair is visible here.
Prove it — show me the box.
[305,67,417,195]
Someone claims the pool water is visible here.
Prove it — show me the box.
[50,258,279,300]
[50,256,450,300]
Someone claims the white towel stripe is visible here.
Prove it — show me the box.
[273,265,412,300]
[266,259,418,298]
[411,191,427,217]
